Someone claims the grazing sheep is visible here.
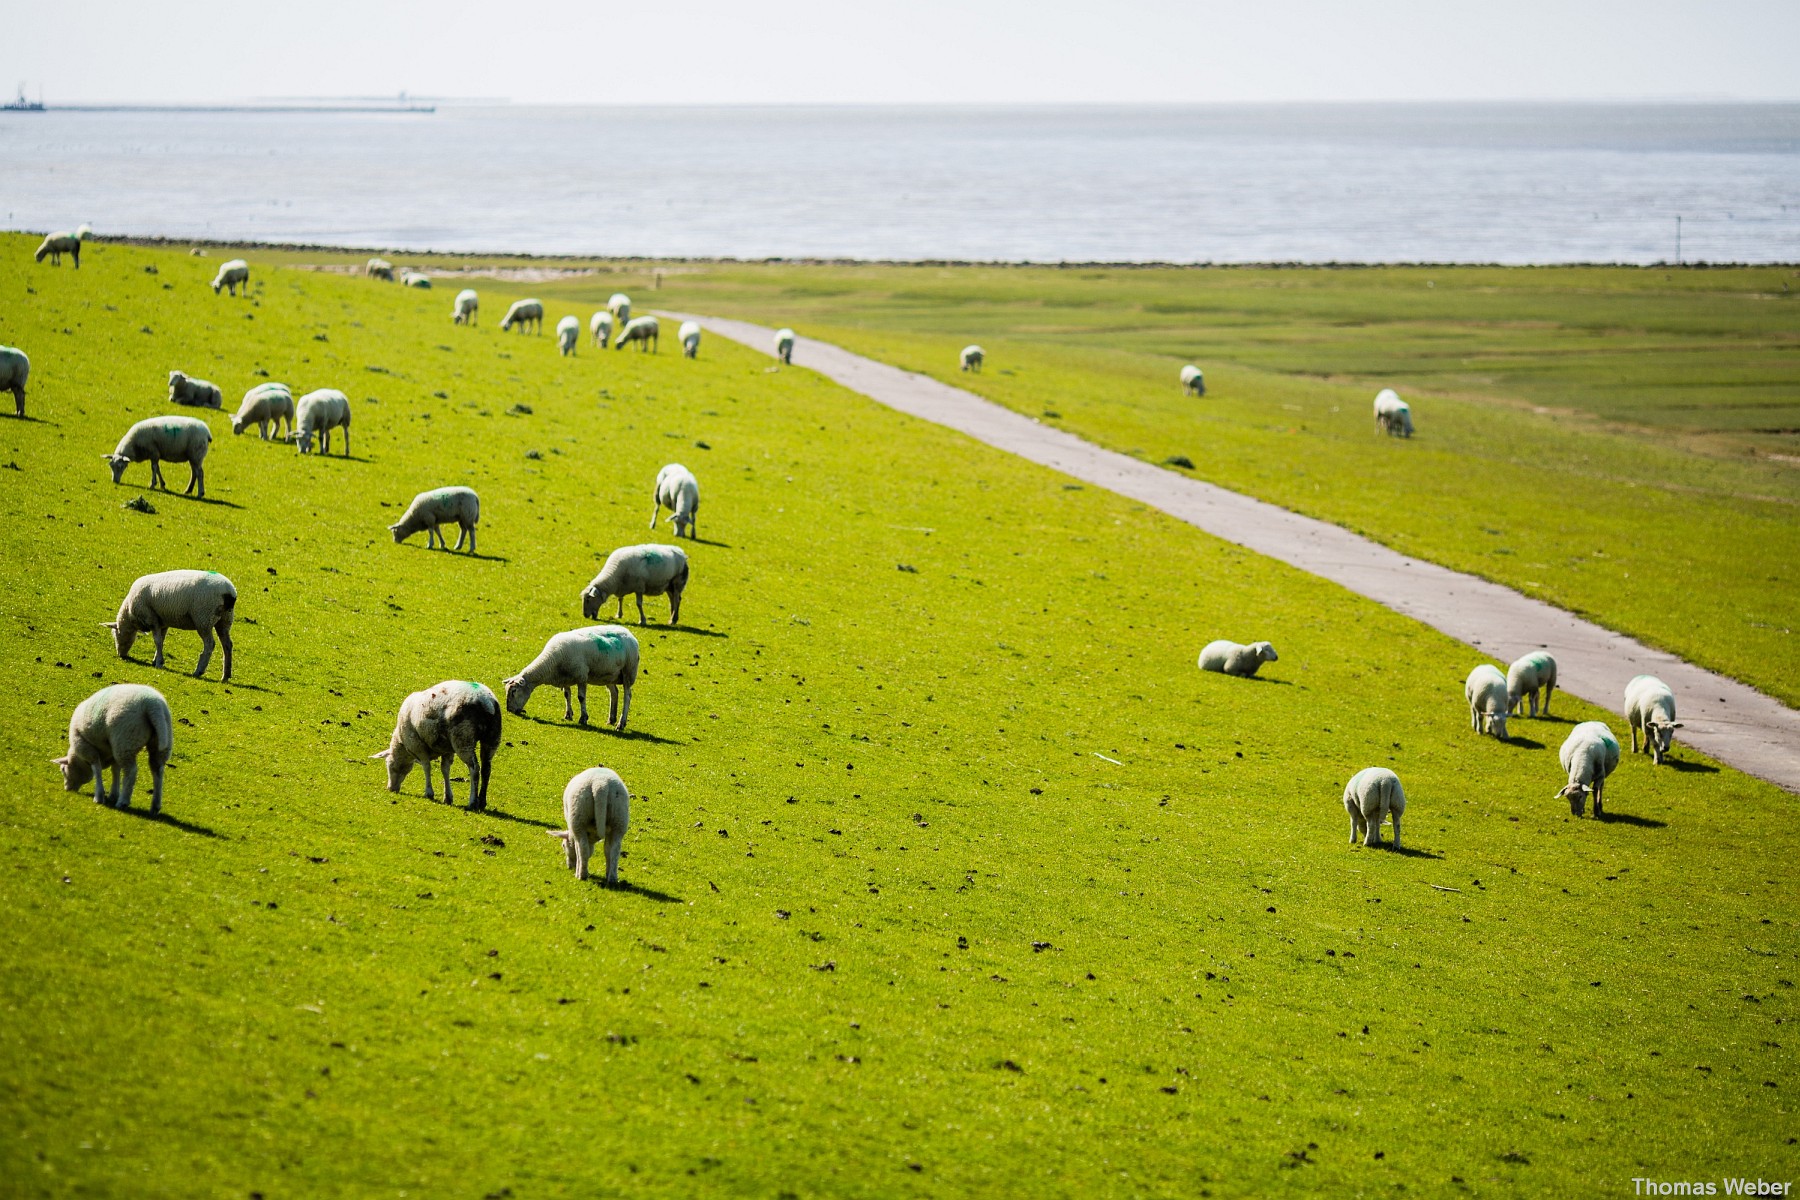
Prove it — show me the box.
[582,544,689,626]
[0,345,28,417]
[372,680,501,810]
[557,314,581,356]
[453,288,479,324]
[401,271,432,289]
[1557,721,1621,816]
[500,298,544,334]
[53,684,173,813]
[366,257,395,281]
[960,345,984,373]
[210,259,250,296]
[590,309,613,347]
[1624,674,1683,765]
[649,463,700,540]
[104,415,212,497]
[608,292,631,326]
[774,328,796,364]
[1198,639,1279,678]
[1464,664,1510,740]
[549,766,631,884]
[1374,388,1414,438]
[34,229,84,267]
[105,568,237,680]
[1343,766,1406,849]
[1180,364,1206,397]
[679,320,702,358]
[614,315,660,352]
[230,382,295,439]
[167,369,223,409]
[290,388,351,456]
[503,625,640,729]
[1506,651,1558,718]
[389,486,480,553]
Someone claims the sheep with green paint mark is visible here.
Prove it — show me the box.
[106,568,238,681]
[402,271,431,289]
[53,684,173,813]
[650,463,699,539]
[680,321,702,358]
[34,228,86,267]
[1464,664,1510,740]
[583,543,689,626]
[210,259,249,296]
[1624,675,1683,765]
[373,680,501,810]
[590,309,613,347]
[104,415,212,497]
[1198,639,1278,678]
[1506,651,1558,717]
[168,370,223,410]
[1374,388,1413,437]
[389,486,480,553]
[549,766,631,884]
[0,345,28,417]
[775,328,796,364]
[504,625,640,729]
[1343,766,1405,849]
[290,388,350,455]
[557,314,580,356]
[231,382,294,439]
[453,289,479,324]
[1558,721,1620,816]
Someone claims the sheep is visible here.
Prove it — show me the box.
[290,388,351,456]
[590,309,613,347]
[503,625,640,729]
[230,382,294,439]
[453,288,479,324]
[548,766,631,884]
[1374,388,1414,438]
[500,298,544,334]
[105,568,237,680]
[366,257,395,281]
[1343,766,1406,849]
[167,369,223,410]
[1506,651,1558,718]
[1180,364,1206,397]
[608,292,631,326]
[34,229,84,267]
[104,415,212,497]
[680,320,702,358]
[53,684,173,813]
[372,680,501,810]
[1557,721,1621,816]
[1464,664,1510,740]
[582,543,689,626]
[960,345,984,373]
[75,223,93,241]
[210,259,250,296]
[649,463,700,540]
[775,328,796,364]
[614,315,660,353]
[1198,639,1278,678]
[557,314,580,356]
[0,345,28,417]
[1624,674,1683,765]
[389,486,480,553]
[401,271,432,289]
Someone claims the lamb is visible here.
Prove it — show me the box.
[649,463,700,539]
[960,345,984,373]
[210,259,250,296]
[389,486,480,553]
[372,680,501,810]
[453,289,479,324]
[680,320,702,358]
[105,568,237,680]
[775,328,796,364]
[104,415,212,497]
[500,298,544,334]
[1506,651,1558,717]
[1624,674,1683,765]
[1374,388,1414,438]
[1557,721,1621,816]
[1343,766,1406,849]
[0,345,28,417]
[366,257,395,281]
[608,292,632,326]
[549,766,631,884]
[582,543,689,626]
[1464,664,1510,740]
[1198,639,1278,678]
[557,314,581,355]
[34,229,85,267]
[590,309,613,347]
[614,315,660,352]
[401,271,432,289]
[230,382,294,439]
[1180,364,1206,397]
[503,625,640,729]
[53,684,173,813]
[167,369,223,409]
[290,388,351,456]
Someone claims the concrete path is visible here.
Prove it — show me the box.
[662,312,1800,794]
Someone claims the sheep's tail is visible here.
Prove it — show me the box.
[148,699,174,758]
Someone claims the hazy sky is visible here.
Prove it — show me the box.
[5,0,1797,105]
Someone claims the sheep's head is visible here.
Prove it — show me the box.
[101,453,130,483]
[289,429,315,454]
[387,522,407,544]
[210,278,223,294]
[52,754,93,792]
[1646,720,1681,760]
[370,748,411,793]
[168,370,185,388]
[1253,642,1279,663]
[502,675,531,715]
[229,413,248,436]
[1484,712,1509,741]
[581,586,607,621]
[547,828,577,869]
[101,619,136,659]
[1558,781,1591,816]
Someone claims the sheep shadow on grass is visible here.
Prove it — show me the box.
[391,543,510,564]
[472,806,558,830]
[599,878,684,903]
[509,714,683,746]
[1386,844,1444,860]
[119,806,225,839]
[1500,736,1547,751]
[1594,811,1669,829]
[1662,758,1720,775]
[660,624,728,639]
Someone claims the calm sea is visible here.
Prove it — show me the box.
[2,104,1797,263]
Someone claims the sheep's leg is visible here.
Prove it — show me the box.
[148,758,165,814]
[669,588,681,626]
[217,625,233,682]
[115,758,138,810]
[92,765,111,806]
[1542,684,1553,716]
[576,684,590,725]
[560,687,575,721]
[1389,811,1402,851]
[151,626,168,669]
[1630,722,1641,753]
[604,825,624,885]
[189,461,204,498]
[649,498,662,530]
[440,755,455,806]
[635,593,648,626]
[618,683,631,732]
[615,596,625,621]
[608,684,619,726]
[573,829,592,881]
[194,627,215,677]
[1362,811,1381,847]
[1470,704,1480,733]
[1348,811,1362,845]
[467,524,476,555]
[1592,780,1605,818]
[150,458,165,490]
[421,758,435,800]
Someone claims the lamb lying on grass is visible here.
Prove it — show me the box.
[615,316,660,352]
[775,328,796,364]
[453,289,479,324]
[1374,388,1414,438]
[0,345,28,417]
[373,680,501,810]
[402,271,431,289]
[1343,767,1405,849]
[504,625,640,729]
[1558,721,1620,816]
[291,388,350,455]
[168,370,223,409]
[1180,364,1206,396]
[649,463,699,539]
[35,229,85,267]
[106,568,237,681]
[960,345,984,373]
[54,684,173,813]
[230,382,294,439]
[104,415,212,497]
[211,259,250,296]
[500,299,544,334]
[1624,674,1682,765]
[582,544,689,625]
[1507,651,1557,717]
[680,321,702,358]
[389,486,480,553]
[1198,640,1278,678]
[1464,664,1510,740]
[557,314,580,355]
[590,310,613,347]
[550,766,631,883]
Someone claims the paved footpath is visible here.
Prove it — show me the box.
[663,312,1800,794]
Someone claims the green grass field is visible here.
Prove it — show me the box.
[3,238,1795,1197]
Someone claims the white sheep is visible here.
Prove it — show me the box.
[960,345,984,373]
[104,415,212,497]
[372,680,501,810]
[1624,675,1683,765]
[401,271,432,289]
[366,257,395,282]
[34,229,85,267]
[230,382,295,439]
[590,309,614,347]
[76,223,93,241]
[1464,664,1510,740]
[210,259,250,296]
[290,388,351,456]
[1374,388,1414,438]
[0,345,28,417]
[680,320,702,358]
[53,684,173,813]
[503,625,641,729]
[1343,766,1406,849]
[775,328,796,364]
[649,463,699,539]
[105,568,238,680]
[1180,364,1206,396]
[608,292,632,326]
[548,766,631,884]
[557,314,580,356]
[582,544,690,626]
[1506,651,1558,718]
[1557,721,1620,816]
[1198,639,1278,678]
[614,315,660,352]
[167,369,223,409]
[500,298,544,334]
[453,289,479,324]
[389,486,480,553]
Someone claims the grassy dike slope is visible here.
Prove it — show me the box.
[1,237,1795,1197]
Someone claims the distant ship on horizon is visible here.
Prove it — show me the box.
[4,84,45,112]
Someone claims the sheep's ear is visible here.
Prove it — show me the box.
[100,621,118,630]
[51,755,69,766]
[370,750,391,760]
[546,829,570,841]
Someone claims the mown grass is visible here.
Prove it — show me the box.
[2,237,1795,1198]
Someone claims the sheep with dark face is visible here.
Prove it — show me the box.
[104,416,212,497]
[210,259,250,296]
[549,766,631,883]
[504,626,640,729]
[105,569,237,681]
[582,544,689,626]
[1180,364,1206,396]
[960,345,984,373]
[1624,675,1683,765]
[373,680,501,810]
[1374,388,1414,437]
[0,345,28,417]
[53,684,173,813]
